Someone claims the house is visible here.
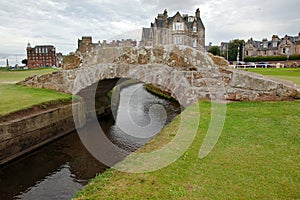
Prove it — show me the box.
[244,32,300,57]
[140,9,205,49]
[26,43,56,69]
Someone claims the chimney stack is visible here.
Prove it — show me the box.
[195,8,200,18]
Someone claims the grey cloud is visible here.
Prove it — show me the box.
[0,0,299,54]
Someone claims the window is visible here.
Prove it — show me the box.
[283,48,286,54]
[173,23,184,31]
[188,17,194,22]
[173,36,183,45]
[263,43,268,48]
[193,26,197,32]
[273,42,277,48]
[193,39,197,47]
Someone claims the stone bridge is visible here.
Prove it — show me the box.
[20,45,300,107]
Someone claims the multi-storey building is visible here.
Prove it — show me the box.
[244,32,300,57]
[76,36,137,54]
[26,43,56,69]
[140,9,205,49]
[77,36,94,54]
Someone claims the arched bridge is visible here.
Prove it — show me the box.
[20,45,300,107]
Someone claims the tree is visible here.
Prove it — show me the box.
[21,59,28,65]
[208,46,221,56]
[227,39,245,62]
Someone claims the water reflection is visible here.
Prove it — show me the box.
[0,83,180,200]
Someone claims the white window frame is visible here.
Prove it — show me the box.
[173,36,183,45]
[188,17,194,22]
[173,22,184,31]
[193,26,197,32]
[193,39,197,47]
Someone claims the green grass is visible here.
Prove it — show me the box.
[0,68,59,83]
[0,84,72,117]
[0,68,71,117]
[244,68,300,85]
[75,101,300,199]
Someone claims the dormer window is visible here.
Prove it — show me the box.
[173,22,184,31]
[188,16,194,22]
[272,42,277,48]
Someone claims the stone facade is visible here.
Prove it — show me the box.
[20,45,300,106]
[77,36,137,55]
[77,36,94,54]
[244,32,300,57]
[26,43,57,69]
[140,9,205,49]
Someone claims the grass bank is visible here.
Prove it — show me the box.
[0,67,59,83]
[75,100,300,199]
[0,84,72,119]
[0,68,72,119]
[244,68,300,85]
[145,84,176,101]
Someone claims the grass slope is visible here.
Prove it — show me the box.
[245,68,300,85]
[0,68,71,117]
[75,101,300,199]
[0,84,71,117]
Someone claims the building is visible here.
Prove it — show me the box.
[244,32,300,57]
[26,43,56,69]
[56,52,63,68]
[76,36,137,54]
[77,36,94,54]
[140,9,205,49]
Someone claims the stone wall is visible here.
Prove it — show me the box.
[0,103,78,164]
[0,97,112,165]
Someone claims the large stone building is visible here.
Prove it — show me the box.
[26,43,57,69]
[140,9,205,49]
[244,32,300,57]
[76,36,137,54]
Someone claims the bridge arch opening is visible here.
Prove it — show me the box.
[73,76,185,168]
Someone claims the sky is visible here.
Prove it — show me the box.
[0,0,299,65]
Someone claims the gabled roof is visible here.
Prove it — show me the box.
[153,10,205,30]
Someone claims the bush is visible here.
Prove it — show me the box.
[244,55,300,62]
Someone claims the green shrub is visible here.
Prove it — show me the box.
[244,55,300,62]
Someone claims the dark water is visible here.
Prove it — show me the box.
[0,83,180,200]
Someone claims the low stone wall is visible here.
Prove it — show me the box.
[0,103,78,164]
[0,98,110,165]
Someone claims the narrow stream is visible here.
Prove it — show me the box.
[0,83,181,200]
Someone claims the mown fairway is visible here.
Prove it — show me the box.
[0,68,71,117]
[245,68,300,85]
[75,100,300,199]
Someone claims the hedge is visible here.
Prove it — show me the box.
[244,55,300,62]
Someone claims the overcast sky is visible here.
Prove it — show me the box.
[0,0,299,58]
